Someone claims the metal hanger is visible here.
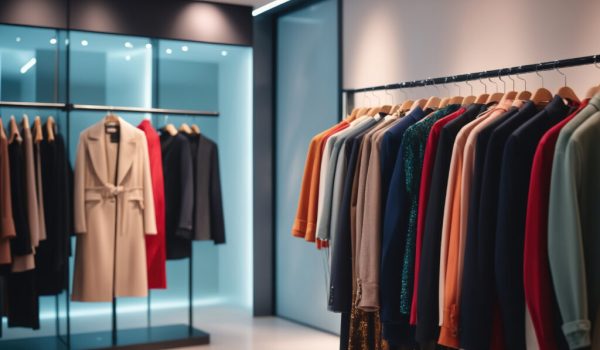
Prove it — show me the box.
[486,73,503,103]
[462,74,477,106]
[515,66,532,101]
[475,72,490,104]
[585,55,600,99]
[531,64,553,105]
[554,61,580,102]
[448,77,464,105]
[424,78,442,110]
[499,68,518,104]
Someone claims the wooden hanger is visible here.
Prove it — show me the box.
[22,114,30,130]
[474,74,490,104]
[105,111,119,125]
[496,72,517,105]
[46,116,56,142]
[461,79,476,106]
[400,99,414,112]
[424,96,441,110]
[485,77,504,104]
[379,105,393,115]
[9,116,22,144]
[179,123,193,134]
[447,81,464,105]
[411,98,428,111]
[191,124,201,135]
[553,63,580,103]
[438,97,450,108]
[512,71,532,105]
[531,66,553,105]
[33,116,43,143]
[164,124,178,136]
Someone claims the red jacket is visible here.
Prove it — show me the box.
[138,120,167,289]
[523,100,587,350]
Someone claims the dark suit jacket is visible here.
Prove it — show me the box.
[494,96,571,350]
[458,106,518,347]
[415,103,483,343]
[160,132,194,259]
[189,134,225,244]
[6,139,39,329]
[458,101,539,349]
[36,127,72,296]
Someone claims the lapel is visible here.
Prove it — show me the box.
[86,116,137,185]
[86,121,109,184]
[116,117,136,185]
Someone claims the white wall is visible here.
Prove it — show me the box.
[344,0,600,101]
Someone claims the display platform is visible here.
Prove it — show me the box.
[0,324,210,350]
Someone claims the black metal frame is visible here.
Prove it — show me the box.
[251,0,343,321]
[343,54,600,93]
[0,102,219,117]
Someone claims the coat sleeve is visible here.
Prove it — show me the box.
[176,139,194,239]
[141,136,157,235]
[548,139,590,349]
[73,134,87,234]
[209,142,225,244]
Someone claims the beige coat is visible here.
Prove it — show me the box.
[72,117,157,302]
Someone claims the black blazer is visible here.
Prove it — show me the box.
[415,103,483,343]
[188,134,226,244]
[494,96,570,350]
[160,132,194,259]
[460,101,538,349]
[36,127,72,296]
[6,139,39,330]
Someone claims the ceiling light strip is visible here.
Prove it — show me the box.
[252,0,291,16]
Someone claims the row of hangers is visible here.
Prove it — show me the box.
[103,112,202,136]
[347,63,600,121]
[6,115,56,144]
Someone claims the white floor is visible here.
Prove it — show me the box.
[173,305,340,350]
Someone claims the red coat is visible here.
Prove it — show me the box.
[138,120,167,289]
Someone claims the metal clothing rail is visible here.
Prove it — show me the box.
[343,54,600,94]
[0,101,220,117]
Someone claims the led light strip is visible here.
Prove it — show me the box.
[252,0,291,16]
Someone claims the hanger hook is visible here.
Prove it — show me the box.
[498,70,506,92]
[506,68,516,91]
[516,66,527,91]
[384,85,394,105]
[488,75,499,93]
[554,60,567,87]
[442,77,450,96]
[535,64,544,88]
[479,72,488,94]
[465,74,474,96]
[399,82,408,101]
[453,78,461,96]
[363,89,371,106]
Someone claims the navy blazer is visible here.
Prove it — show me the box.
[458,106,518,348]
[415,103,484,343]
[494,96,571,350]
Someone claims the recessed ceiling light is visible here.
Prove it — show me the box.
[181,45,189,52]
[221,50,228,56]
[145,43,152,49]
[124,42,133,48]
[165,48,172,55]
[15,37,21,43]
[81,40,89,47]
[49,38,57,45]
[125,55,131,61]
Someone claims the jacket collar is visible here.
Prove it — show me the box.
[87,116,137,186]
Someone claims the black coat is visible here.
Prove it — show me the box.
[160,132,194,259]
[187,134,226,244]
[6,138,39,329]
[415,104,483,343]
[494,96,571,350]
[35,126,72,296]
[459,101,538,349]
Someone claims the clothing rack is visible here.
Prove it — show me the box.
[0,101,220,117]
[0,103,211,349]
[342,54,600,93]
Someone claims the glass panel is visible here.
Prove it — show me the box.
[0,24,62,103]
[275,0,340,333]
[69,32,153,108]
